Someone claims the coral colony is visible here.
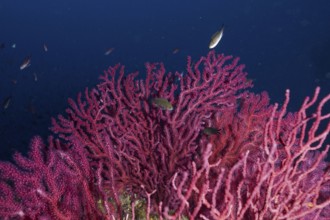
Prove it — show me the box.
[0,51,329,219]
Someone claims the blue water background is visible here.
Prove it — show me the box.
[0,0,329,160]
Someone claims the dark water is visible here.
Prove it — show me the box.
[0,0,329,160]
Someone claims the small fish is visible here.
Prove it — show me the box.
[33,72,38,81]
[0,43,5,50]
[11,43,16,48]
[3,96,12,110]
[209,25,225,49]
[306,202,314,208]
[172,48,180,54]
[151,98,173,111]
[104,48,114,55]
[43,43,48,52]
[20,56,31,70]
[97,198,106,214]
[203,127,220,136]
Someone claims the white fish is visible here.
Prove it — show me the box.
[209,25,225,49]
[43,43,48,52]
[104,48,114,55]
[3,96,11,109]
[20,56,31,70]
[33,72,38,81]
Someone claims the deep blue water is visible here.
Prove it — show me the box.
[0,0,329,160]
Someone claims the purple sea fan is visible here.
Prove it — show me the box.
[160,87,330,220]
[0,136,106,219]
[50,51,253,217]
[0,51,328,219]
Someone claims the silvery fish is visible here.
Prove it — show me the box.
[43,43,48,52]
[104,47,114,55]
[209,25,225,49]
[20,56,31,70]
[3,96,11,110]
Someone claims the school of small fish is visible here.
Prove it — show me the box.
[1,23,224,124]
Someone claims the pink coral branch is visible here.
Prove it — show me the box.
[1,51,328,219]
[161,87,329,220]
